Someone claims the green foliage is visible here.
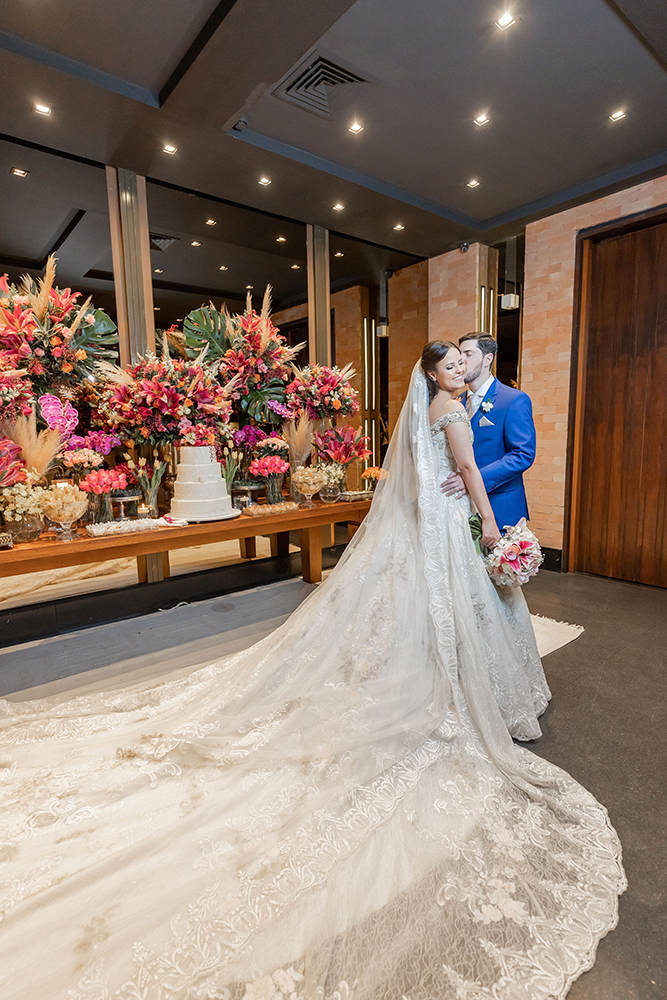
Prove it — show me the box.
[240,379,286,425]
[183,305,229,361]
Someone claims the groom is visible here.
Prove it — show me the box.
[441,333,536,530]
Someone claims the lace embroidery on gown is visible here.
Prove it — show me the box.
[0,368,624,1000]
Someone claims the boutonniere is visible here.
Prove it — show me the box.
[481,400,494,413]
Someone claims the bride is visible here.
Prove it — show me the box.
[0,345,625,1000]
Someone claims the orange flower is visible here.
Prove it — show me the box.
[141,427,150,438]
[61,362,74,372]
[332,399,341,410]
[50,335,62,346]
[75,348,87,360]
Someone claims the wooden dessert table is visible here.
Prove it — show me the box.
[0,499,372,587]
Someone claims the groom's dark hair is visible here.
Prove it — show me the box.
[459,332,498,361]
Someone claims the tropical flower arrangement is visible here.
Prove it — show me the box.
[97,354,234,448]
[361,466,388,489]
[0,437,27,489]
[314,425,372,467]
[283,363,358,422]
[0,362,34,422]
[183,288,304,424]
[0,256,118,395]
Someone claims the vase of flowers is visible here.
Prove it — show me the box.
[248,455,289,505]
[0,473,47,541]
[318,462,346,503]
[313,425,372,495]
[79,468,127,523]
[361,466,387,491]
[284,363,359,423]
[122,452,167,518]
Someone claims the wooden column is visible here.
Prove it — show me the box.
[476,243,499,337]
[106,166,156,366]
[306,224,331,365]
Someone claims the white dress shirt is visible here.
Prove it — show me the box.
[467,375,495,418]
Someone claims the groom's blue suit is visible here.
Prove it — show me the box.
[464,379,536,530]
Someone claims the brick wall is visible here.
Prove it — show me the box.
[522,174,667,549]
[387,261,429,433]
[428,243,482,341]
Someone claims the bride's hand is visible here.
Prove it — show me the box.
[482,516,500,549]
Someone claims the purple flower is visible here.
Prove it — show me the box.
[233,425,267,448]
[38,394,78,435]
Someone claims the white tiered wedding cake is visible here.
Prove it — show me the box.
[170,446,234,521]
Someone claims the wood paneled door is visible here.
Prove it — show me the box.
[569,219,667,587]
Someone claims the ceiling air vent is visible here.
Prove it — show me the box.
[273,52,368,118]
[149,233,179,252]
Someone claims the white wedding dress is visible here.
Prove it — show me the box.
[0,366,625,1000]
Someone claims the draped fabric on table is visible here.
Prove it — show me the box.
[0,364,624,1000]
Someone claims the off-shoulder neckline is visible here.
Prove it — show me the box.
[429,405,468,428]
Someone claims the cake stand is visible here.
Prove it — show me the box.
[173,509,242,523]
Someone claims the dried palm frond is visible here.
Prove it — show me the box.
[94,359,134,385]
[1,412,63,476]
[260,284,272,322]
[23,254,57,323]
[338,362,357,382]
[283,414,314,462]
[193,342,210,367]
[166,328,188,359]
[245,289,253,314]
[67,295,93,337]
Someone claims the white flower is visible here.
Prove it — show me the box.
[243,975,280,1000]
[481,400,493,413]
[273,969,295,993]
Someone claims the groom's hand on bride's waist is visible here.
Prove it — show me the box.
[441,472,467,499]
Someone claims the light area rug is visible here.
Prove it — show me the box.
[530,614,584,657]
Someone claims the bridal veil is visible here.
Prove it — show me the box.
[0,364,625,999]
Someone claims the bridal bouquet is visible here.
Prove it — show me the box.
[471,516,544,586]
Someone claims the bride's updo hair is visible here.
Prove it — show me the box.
[421,340,459,403]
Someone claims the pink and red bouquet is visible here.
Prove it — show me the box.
[255,432,289,458]
[68,430,121,455]
[0,362,34,421]
[0,259,117,395]
[78,468,127,495]
[314,425,372,466]
[39,393,78,435]
[98,355,233,448]
[0,437,27,489]
[248,455,290,478]
[284,364,359,422]
[484,518,544,587]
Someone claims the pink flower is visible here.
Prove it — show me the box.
[38,393,79,434]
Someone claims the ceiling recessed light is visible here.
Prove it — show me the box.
[246,284,253,289]
[291,264,300,269]
[333,203,345,211]
[154,306,160,311]
[393,223,404,231]
[609,109,626,122]
[206,219,217,226]
[474,113,490,126]
[349,122,364,133]
[34,103,51,116]
[176,318,183,322]
[154,268,163,273]
[258,177,271,186]
[219,265,228,271]
[467,179,480,188]
[334,251,344,257]
[11,168,29,177]
[495,12,515,29]
[162,143,177,154]
[191,241,201,246]
[276,236,287,242]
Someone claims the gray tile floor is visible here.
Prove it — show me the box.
[523,571,666,1000]
[1,569,664,997]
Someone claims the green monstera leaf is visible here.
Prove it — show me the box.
[240,379,288,424]
[183,304,229,361]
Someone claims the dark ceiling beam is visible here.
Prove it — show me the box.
[230,127,480,229]
[86,270,246,303]
[0,31,159,107]
[604,1,667,74]
[159,0,241,105]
